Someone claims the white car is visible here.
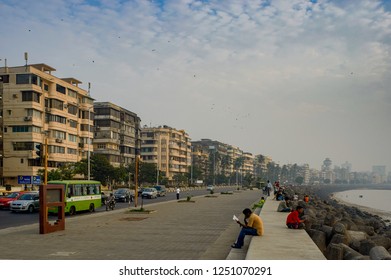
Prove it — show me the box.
[141,188,158,199]
[10,192,40,213]
[207,185,215,191]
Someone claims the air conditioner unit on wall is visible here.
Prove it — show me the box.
[55,138,63,143]
[24,116,32,121]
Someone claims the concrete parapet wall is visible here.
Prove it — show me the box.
[245,198,326,260]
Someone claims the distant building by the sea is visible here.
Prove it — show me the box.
[372,165,387,184]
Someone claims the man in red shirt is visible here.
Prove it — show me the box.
[286,206,306,229]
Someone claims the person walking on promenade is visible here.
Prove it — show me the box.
[286,205,306,229]
[277,197,292,212]
[267,180,273,197]
[231,208,264,249]
[176,187,180,200]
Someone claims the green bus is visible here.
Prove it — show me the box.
[47,180,102,215]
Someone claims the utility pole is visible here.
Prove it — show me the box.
[134,155,140,207]
[44,137,48,184]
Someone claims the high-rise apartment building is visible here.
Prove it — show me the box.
[93,102,140,167]
[0,63,93,186]
[140,125,191,182]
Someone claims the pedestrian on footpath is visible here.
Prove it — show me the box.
[267,180,272,196]
[176,187,180,200]
[231,208,264,249]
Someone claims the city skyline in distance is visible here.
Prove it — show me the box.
[1,0,390,172]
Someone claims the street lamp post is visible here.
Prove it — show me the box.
[156,133,160,186]
[209,146,216,185]
[87,105,93,181]
[190,146,193,186]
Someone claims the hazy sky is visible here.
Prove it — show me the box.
[1,0,390,172]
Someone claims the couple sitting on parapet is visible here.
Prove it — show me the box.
[231,198,306,249]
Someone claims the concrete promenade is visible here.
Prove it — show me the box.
[0,189,260,260]
[0,188,325,260]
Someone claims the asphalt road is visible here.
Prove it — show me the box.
[0,186,237,230]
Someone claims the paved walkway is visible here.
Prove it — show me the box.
[0,189,261,260]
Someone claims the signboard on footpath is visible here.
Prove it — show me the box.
[18,175,41,185]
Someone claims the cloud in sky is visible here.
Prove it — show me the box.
[1,0,390,171]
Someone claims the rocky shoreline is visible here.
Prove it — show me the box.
[284,185,391,260]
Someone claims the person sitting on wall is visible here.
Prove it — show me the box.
[231,208,264,249]
[252,197,265,210]
[286,205,306,229]
[276,190,284,201]
[277,197,292,212]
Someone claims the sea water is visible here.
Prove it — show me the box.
[333,189,391,221]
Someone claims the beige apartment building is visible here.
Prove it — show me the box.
[93,102,140,167]
[242,152,255,175]
[227,145,243,174]
[0,63,93,187]
[140,126,191,182]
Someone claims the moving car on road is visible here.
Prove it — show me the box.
[154,185,166,197]
[114,188,133,202]
[207,185,215,191]
[10,192,39,213]
[141,188,158,199]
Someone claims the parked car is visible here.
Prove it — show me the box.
[114,188,133,202]
[207,185,215,191]
[141,188,158,199]
[10,192,40,213]
[0,191,26,209]
[154,185,166,197]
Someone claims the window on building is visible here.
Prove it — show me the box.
[0,75,9,83]
[44,84,49,91]
[68,88,77,98]
[67,148,77,155]
[47,114,66,124]
[52,130,66,139]
[48,145,65,154]
[82,97,93,106]
[111,108,120,119]
[68,119,77,128]
[67,104,78,115]
[13,142,36,151]
[95,107,110,115]
[68,134,78,142]
[16,74,41,86]
[49,99,64,110]
[97,144,106,149]
[80,124,89,131]
[21,91,41,103]
[12,126,41,133]
[56,84,66,94]
[26,109,42,118]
